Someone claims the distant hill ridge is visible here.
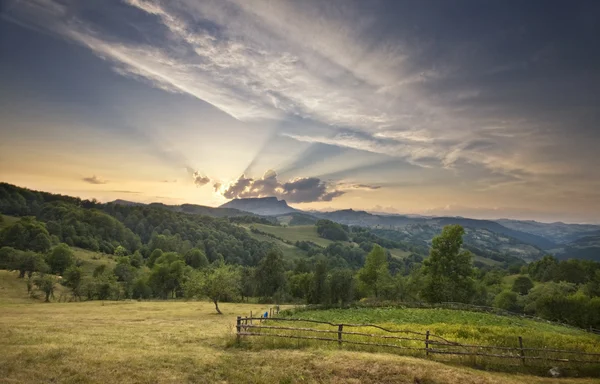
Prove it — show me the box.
[219,197,299,216]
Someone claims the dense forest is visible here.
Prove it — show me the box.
[1,182,599,328]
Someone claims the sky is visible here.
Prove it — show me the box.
[1,0,599,223]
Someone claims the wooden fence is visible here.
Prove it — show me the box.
[235,316,600,366]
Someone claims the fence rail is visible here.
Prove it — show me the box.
[236,316,600,365]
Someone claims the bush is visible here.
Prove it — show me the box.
[494,290,521,312]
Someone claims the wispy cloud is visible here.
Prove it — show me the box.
[82,175,108,185]
[5,0,600,215]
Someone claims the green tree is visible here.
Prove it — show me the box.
[512,276,534,295]
[147,249,163,268]
[256,249,286,299]
[15,251,48,278]
[421,225,475,303]
[0,246,19,270]
[31,232,52,253]
[46,243,74,274]
[329,268,354,306]
[203,264,241,314]
[63,265,84,298]
[494,290,521,312]
[132,276,152,299]
[34,274,56,302]
[357,244,390,298]
[309,258,329,304]
[114,245,128,257]
[184,248,209,269]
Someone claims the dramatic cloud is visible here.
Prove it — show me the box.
[221,169,345,203]
[3,0,600,221]
[82,175,108,185]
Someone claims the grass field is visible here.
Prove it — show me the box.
[2,271,600,383]
[242,226,309,263]
[249,224,336,248]
[73,247,118,274]
[0,214,19,228]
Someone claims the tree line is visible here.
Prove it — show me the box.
[1,182,599,328]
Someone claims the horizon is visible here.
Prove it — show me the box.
[1,1,600,224]
[4,180,598,225]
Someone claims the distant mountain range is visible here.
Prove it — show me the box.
[112,196,600,262]
[219,197,299,216]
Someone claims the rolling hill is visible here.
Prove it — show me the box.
[219,197,299,216]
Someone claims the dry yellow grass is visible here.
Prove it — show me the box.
[1,270,598,383]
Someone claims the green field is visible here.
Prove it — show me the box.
[3,272,599,383]
[243,227,309,263]
[72,247,118,273]
[0,214,19,228]
[249,224,336,247]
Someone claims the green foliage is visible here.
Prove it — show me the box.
[184,248,209,269]
[309,258,329,304]
[63,265,84,298]
[256,248,286,299]
[148,253,188,299]
[203,264,241,314]
[14,251,48,278]
[0,217,51,253]
[357,244,390,298]
[421,225,475,303]
[328,268,354,305]
[494,290,521,312]
[114,245,128,257]
[132,276,152,299]
[0,246,19,270]
[511,276,534,295]
[315,220,349,241]
[46,243,75,274]
[33,274,56,302]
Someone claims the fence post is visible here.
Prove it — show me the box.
[250,311,253,325]
[236,316,241,343]
[338,324,343,347]
[425,330,430,358]
[518,336,525,365]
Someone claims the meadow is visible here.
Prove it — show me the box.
[2,271,600,383]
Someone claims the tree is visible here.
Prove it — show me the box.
[309,258,329,304]
[63,265,83,298]
[14,251,48,278]
[329,268,354,306]
[494,290,521,312]
[0,246,19,270]
[357,244,390,298]
[46,243,74,274]
[421,225,475,303]
[512,276,534,295]
[148,254,187,299]
[31,232,52,253]
[34,274,56,302]
[147,249,163,268]
[114,245,128,257]
[316,220,349,241]
[184,248,209,269]
[256,249,286,299]
[203,264,241,314]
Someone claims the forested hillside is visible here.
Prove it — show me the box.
[1,182,600,330]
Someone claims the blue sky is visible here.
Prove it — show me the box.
[1,0,599,223]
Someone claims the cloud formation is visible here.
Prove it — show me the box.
[220,169,344,203]
[4,0,600,220]
[82,175,108,185]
